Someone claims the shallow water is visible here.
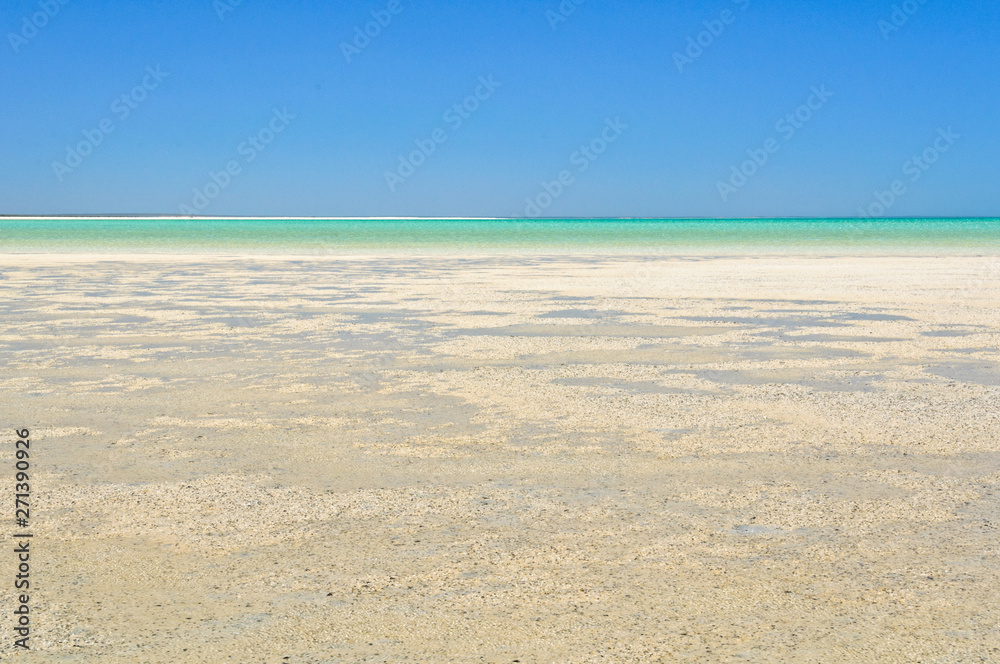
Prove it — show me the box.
[2,217,1000,252]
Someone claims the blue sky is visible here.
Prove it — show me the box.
[1,0,997,217]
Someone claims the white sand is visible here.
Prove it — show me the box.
[1,254,998,662]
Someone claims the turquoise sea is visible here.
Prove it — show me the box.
[1,218,999,253]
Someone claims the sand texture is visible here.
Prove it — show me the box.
[1,254,998,662]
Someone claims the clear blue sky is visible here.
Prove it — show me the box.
[1,0,997,217]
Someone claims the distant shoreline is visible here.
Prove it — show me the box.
[2,216,998,221]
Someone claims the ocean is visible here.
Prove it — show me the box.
[1,218,999,253]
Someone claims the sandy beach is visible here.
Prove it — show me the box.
[2,253,998,662]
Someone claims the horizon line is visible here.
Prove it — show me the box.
[2,215,998,221]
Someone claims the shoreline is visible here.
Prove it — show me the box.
[1,250,1000,263]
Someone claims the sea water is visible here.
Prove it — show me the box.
[1,218,999,253]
